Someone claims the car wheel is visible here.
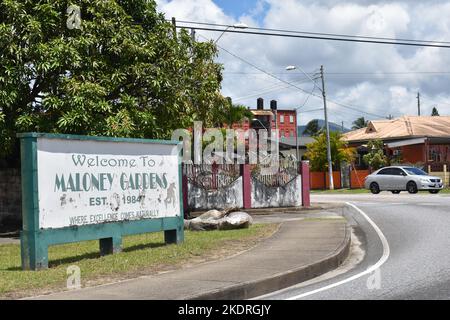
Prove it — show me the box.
[370,182,380,194]
[429,190,440,194]
[391,190,401,194]
[407,181,418,194]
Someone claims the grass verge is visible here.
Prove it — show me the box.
[0,223,278,299]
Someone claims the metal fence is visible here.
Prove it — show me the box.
[182,163,241,191]
[251,159,299,188]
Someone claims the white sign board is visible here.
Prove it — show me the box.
[37,138,181,229]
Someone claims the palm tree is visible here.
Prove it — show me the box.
[305,131,356,172]
[222,103,253,127]
[212,99,253,128]
[352,117,368,130]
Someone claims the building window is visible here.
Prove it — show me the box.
[429,147,442,163]
[280,115,284,123]
[290,115,294,123]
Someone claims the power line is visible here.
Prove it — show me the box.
[421,98,450,107]
[298,108,324,113]
[204,36,318,98]
[174,20,450,45]
[176,22,450,49]
[224,71,450,75]
[224,70,450,75]
[328,99,389,118]
[233,78,317,102]
[319,71,450,75]
[198,33,388,119]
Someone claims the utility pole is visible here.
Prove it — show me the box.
[171,17,177,38]
[417,92,421,116]
[190,28,196,62]
[320,65,334,190]
[295,109,300,161]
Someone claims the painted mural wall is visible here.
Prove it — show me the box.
[187,177,243,211]
[251,175,302,208]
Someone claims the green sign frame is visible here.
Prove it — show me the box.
[18,133,184,270]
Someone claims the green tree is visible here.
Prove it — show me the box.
[0,0,226,163]
[431,107,440,116]
[363,139,388,170]
[216,101,253,128]
[303,119,320,136]
[352,117,368,130]
[305,131,355,172]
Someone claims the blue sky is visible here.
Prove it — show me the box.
[212,0,256,17]
[212,0,267,22]
[157,0,450,125]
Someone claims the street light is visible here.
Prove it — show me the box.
[214,23,248,44]
[252,118,268,131]
[285,65,297,72]
[286,64,335,190]
[284,65,320,90]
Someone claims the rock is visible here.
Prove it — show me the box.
[184,213,221,231]
[184,208,252,231]
[196,209,226,221]
[218,212,253,231]
[187,218,220,231]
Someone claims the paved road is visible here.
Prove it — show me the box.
[258,193,450,300]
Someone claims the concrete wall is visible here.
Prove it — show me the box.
[0,169,22,232]
[187,177,243,211]
[251,175,302,208]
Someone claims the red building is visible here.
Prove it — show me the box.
[250,98,298,139]
[276,109,298,140]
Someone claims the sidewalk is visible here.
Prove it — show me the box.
[0,232,19,245]
[189,203,346,218]
[29,217,350,300]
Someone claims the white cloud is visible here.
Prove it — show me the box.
[157,0,450,128]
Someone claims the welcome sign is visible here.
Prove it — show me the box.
[19,133,184,270]
[37,138,180,229]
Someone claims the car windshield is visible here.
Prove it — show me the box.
[403,167,427,176]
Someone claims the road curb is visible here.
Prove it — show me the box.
[188,222,351,300]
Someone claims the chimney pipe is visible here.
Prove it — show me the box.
[270,100,277,110]
[257,98,264,110]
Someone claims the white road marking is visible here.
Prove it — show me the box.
[285,202,391,300]
[356,202,407,206]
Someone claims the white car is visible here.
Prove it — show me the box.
[364,166,444,194]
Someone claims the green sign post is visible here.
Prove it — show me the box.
[19,133,184,270]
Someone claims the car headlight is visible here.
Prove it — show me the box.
[420,178,430,183]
